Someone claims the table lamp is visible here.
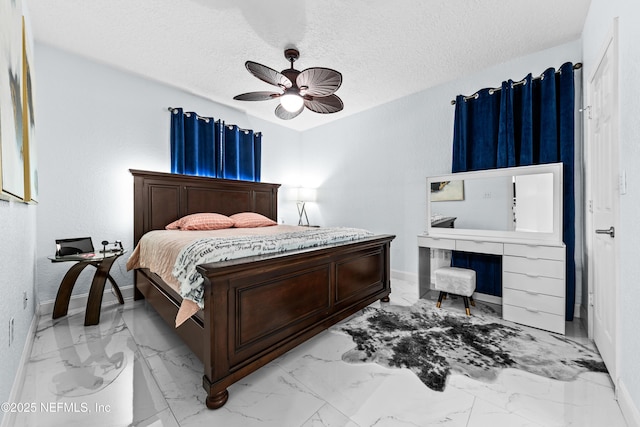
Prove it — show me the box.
[295,187,317,226]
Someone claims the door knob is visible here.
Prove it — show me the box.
[595,226,615,238]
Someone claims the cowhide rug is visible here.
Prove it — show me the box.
[333,298,606,391]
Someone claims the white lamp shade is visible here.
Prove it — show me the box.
[296,187,317,202]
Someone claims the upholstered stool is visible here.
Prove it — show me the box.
[434,267,476,315]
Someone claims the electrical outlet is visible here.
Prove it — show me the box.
[23,291,28,310]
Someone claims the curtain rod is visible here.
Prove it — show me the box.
[450,62,582,105]
[167,107,260,135]
[167,107,218,123]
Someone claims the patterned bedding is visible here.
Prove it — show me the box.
[126,225,374,326]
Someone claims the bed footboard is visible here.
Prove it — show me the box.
[197,235,394,409]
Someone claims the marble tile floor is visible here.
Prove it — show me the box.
[7,278,628,427]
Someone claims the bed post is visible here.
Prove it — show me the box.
[381,239,392,302]
[201,273,231,409]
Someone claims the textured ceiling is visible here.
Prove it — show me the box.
[27,0,590,131]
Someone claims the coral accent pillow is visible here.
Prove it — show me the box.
[165,213,234,230]
[231,212,277,228]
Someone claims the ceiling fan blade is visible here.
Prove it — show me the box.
[275,104,304,120]
[304,94,344,114]
[297,67,342,97]
[233,91,281,101]
[246,61,292,88]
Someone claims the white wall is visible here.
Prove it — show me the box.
[34,44,302,303]
[0,200,37,419]
[302,40,582,280]
[583,0,640,423]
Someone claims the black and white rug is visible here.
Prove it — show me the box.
[333,298,607,392]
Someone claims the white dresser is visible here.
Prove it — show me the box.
[418,235,566,334]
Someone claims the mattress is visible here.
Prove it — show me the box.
[127,225,374,326]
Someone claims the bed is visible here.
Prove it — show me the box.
[129,169,395,409]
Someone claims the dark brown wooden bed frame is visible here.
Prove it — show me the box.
[130,169,395,409]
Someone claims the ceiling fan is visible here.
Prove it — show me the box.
[233,48,343,120]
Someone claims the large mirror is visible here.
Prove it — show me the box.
[426,163,563,243]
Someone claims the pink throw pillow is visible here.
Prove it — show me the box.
[165,213,234,230]
[230,212,277,228]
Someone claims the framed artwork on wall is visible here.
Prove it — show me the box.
[0,0,25,201]
[22,15,37,203]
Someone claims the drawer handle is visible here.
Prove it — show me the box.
[525,256,539,260]
[525,290,539,295]
[525,308,540,313]
[525,273,539,278]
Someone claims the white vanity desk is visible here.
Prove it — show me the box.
[418,235,566,334]
[420,163,566,335]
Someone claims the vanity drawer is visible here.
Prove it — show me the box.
[502,288,564,315]
[503,256,564,279]
[455,239,503,255]
[503,272,565,297]
[503,304,565,334]
[418,236,456,250]
[503,243,565,261]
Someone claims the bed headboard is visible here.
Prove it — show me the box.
[130,169,281,245]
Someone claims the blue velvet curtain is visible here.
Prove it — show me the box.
[223,124,262,181]
[170,108,262,181]
[451,62,576,320]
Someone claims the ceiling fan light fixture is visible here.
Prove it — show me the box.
[280,92,304,112]
[234,48,343,119]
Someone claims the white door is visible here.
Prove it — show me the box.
[587,20,619,383]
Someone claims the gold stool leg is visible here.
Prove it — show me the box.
[436,291,446,309]
[463,296,471,316]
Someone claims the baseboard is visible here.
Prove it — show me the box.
[472,293,502,306]
[38,285,135,317]
[617,378,640,427]
[391,269,417,283]
[1,313,38,427]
